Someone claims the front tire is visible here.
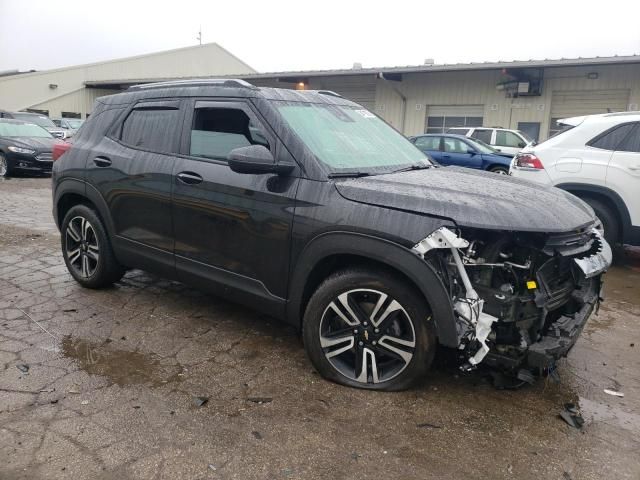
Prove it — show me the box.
[582,197,619,245]
[61,205,125,288]
[302,268,436,391]
[0,153,12,177]
[488,165,509,175]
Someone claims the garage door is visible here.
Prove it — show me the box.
[549,89,630,136]
[425,105,484,134]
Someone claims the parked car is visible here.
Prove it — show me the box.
[511,112,640,246]
[0,119,58,176]
[0,110,69,139]
[448,126,533,156]
[52,118,84,137]
[409,133,512,174]
[52,79,611,391]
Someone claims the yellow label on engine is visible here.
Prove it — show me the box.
[526,280,537,290]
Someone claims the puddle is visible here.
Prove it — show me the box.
[61,336,181,387]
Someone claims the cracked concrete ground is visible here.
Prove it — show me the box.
[1,176,639,480]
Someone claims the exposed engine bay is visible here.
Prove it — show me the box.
[414,225,612,377]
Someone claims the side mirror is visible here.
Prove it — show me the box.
[467,148,476,155]
[517,141,526,148]
[228,145,294,175]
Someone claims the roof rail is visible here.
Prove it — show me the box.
[129,78,256,91]
[316,90,343,98]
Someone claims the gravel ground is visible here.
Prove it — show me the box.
[1,176,639,480]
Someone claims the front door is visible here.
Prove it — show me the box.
[172,99,299,317]
[86,99,184,277]
[441,136,482,168]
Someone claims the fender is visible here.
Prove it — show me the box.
[53,178,116,239]
[287,231,459,348]
[555,183,633,242]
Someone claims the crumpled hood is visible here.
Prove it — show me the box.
[334,166,595,233]
[8,136,57,151]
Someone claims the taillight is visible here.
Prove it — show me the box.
[52,141,72,161]
[515,153,544,169]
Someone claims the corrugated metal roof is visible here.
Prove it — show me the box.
[84,54,640,87]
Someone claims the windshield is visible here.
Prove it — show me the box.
[0,122,53,138]
[274,102,431,173]
[465,137,500,154]
[66,119,84,129]
[11,113,57,128]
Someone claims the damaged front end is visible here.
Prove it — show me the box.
[413,225,612,376]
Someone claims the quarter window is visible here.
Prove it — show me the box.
[189,107,269,160]
[120,107,180,154]
[616,124,640,153]
[589,124,636,151]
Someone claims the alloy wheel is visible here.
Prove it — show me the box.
[319,289,416,385]
[65,216,100,278]
[0,155,7,177]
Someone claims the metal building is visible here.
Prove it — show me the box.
[0,43,255,120]
[1,42,639,142]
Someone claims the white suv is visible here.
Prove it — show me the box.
[510,112,640,245]
[447,127,533,156]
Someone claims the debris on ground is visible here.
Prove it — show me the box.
[559,403,584,429]
[81,400,89,405]
[193,396,209,407]
[16,364,29,373]
[417,423,442,429]
[40,388,55,393]
[208,464,217,471]
[67,385,80,394]
[351,452,362,461]
[251,430,263,440]
[62,309,77,313]
[604,389,624,397]
[247,397,273,404]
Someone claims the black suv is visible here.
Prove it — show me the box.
[52,79,612,390]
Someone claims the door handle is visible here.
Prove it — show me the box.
[93,156,112,167]
[177,171,203,185]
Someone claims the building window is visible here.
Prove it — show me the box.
[426,115,483,134]
[61,111,81,119]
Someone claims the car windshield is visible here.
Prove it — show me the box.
[274,102,431,173]
[465,137,499,154]
[11,113,57,128]
[66,119,84,129]
[0,122,53,138]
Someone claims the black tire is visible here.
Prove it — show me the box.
[302,268,436,391]
[0,153,12,177]
[582,197,619,245]
[61,204,125,288]
[488,165,509,175]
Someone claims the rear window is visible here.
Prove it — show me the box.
[588,123,636,151]
[120,107,180,154]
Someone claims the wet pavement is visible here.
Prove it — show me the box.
[1,177,639,480]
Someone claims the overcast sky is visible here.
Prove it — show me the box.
[1,0,639,73]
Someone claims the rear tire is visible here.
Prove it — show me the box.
[582,197,619,245]
[302,267,436,391]
[61,205,125,288]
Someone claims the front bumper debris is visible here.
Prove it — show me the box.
[573,229,612,278]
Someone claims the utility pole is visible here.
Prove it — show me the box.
[197,26,202,45]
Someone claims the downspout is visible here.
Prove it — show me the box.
[377,72,407,134]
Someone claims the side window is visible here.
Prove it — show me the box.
[189,107,270,160]
[471,129,492,144]
[120,107,180,153]
[414,136,440,150]
[616,124,640,153]
[443,137,469,153]
[589,124,636,151]
[495,130,524,148]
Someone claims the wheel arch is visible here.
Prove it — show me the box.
[555,183,631,242]
[287,231,458,347]
[54,179,115,238]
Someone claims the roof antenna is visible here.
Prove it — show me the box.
[197,26,202,45]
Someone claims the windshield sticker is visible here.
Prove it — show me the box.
[355,110,376,119]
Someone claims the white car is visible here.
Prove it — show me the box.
[510,112,640,245]
[447,127,533,156]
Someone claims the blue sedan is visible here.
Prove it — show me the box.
[409,133,513,174]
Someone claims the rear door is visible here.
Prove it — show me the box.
[494,130,527,155]
[606,122,640,228]
[171,98,299,317]
[87,99,184,277]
